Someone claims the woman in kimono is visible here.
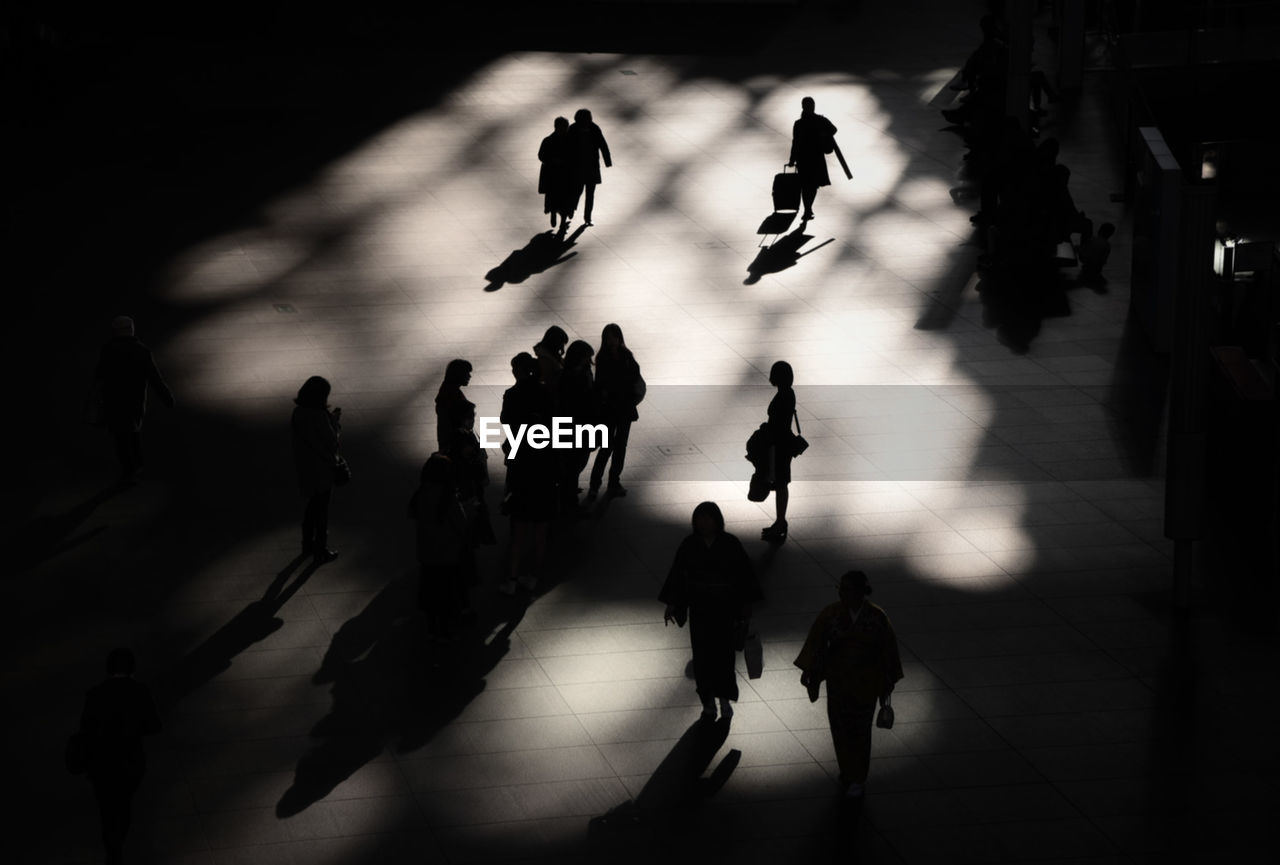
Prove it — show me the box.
[660,501,763,723]
[794,570,903,798]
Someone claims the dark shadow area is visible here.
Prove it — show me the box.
[3,480,129,579]
[484,228,584,292]
[277,573,525,816]
[973,265,1072,355]
[588,720,735,858]
[744,224,834,285]
[161,554,317,706]
[1103,312,1170,476]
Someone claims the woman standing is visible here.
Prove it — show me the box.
[500,352,556,595]
[533,325,570,396]
[558,339,598,514]
[660,501,762,723]
[435,359,473,455]
[292,375,342,564]
[587,323,641,501]
[794,570,903,798]
[762,360,797,544]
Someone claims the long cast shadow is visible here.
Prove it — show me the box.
[588,719,737,857]
[745,223,834,285]
[4,480,130,579]
[161,554,317,707]
[277,575,526,816]
[484,227,584,291]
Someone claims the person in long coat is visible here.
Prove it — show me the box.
[586,323,641,500]
[537,116,573,229]
[794,570,903,798]
[499,352,556,595]
[89,316,174,480]
[292,375,342,564]
[660,501,763,723]
[557,339,598,514]
[567,108,612,226]
[788,96,838,221]
[78,647,162,865]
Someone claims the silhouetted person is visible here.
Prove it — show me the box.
[78,647,162,865]
[761,360,798,545]
[661,502,762,722]
[409,454,475,642]
[499,352,555,595]
[445,399,495,548]
[795,570,903,798]
[89,316,174,481]
[558,339,599,514]
[292,376,342,564]
[435,359,473,454]
[788,97,837,221]
[587,323,642,501]
[567,108,612,226]
[538,116,574,229]
[1078,222,1115,287]
[533,325,570,395]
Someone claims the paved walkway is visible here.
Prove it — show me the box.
[10,2,1277,863]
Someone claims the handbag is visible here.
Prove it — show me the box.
[790,410,809,457]
[633,373,647,405]
[332,456,352,486]
[876,703,895,729]
[747,472,770,502]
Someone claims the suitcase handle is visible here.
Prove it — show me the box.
[782,163,796,173]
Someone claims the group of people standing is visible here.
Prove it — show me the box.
[537,108,612,231]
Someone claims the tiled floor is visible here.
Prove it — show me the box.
[11,2,1278,864]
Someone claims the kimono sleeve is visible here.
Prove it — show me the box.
[794,605,837,673]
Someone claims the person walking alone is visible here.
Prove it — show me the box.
[660,501,763,723]
[794,570,903,799]
[788,97,838,221]
[77,647,162,865]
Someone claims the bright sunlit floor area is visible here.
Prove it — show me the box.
[13,2,1278,864]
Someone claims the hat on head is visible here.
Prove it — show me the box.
[111,316,135,336]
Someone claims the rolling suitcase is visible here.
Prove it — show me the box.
[772,164,801,212]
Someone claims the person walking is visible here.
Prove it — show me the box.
[761,360,798,545]
[538,116,574,229]
[567,108,612,226]
[435,359,473,455]
[292,375,343,564]
[788,97,838,221]
[88,315,175,481]
[77,647,162,865]
[661,501,763,723]
[794,570,903,799]
[586,323,641,501]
